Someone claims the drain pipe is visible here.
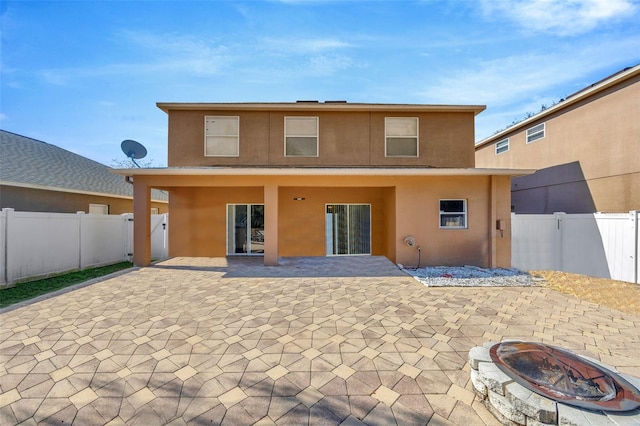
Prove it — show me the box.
[417,245,421,268]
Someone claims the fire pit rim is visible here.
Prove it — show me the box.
[489,340,640,413]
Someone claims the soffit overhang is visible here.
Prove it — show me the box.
[0,179,168,203]
[112,167,535,178]
[156,102,486,116]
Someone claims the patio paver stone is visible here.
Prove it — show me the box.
[1,256,639,425]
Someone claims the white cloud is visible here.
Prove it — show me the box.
[420,36,638,140]
[37,30,356,86]
[261,37,352,54]
[421,36,638,106]
[305,54,355,75]
[119,30,228,56]
[39,30,234,85]
[0,113,7,121]
[421,54,573,105]
[481,0,637,36]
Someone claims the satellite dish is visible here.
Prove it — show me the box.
[121,139,147,168]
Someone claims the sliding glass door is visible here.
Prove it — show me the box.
[325,204,371,255]
[227,204,264,255]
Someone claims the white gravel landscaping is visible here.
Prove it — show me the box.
[399,264,536,287]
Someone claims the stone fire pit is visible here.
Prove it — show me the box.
[469,341,640,425]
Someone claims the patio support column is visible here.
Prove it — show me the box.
[133,179,151,267]
[264,185,279,266]
[489,175,498,268]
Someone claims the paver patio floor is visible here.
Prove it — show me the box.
[1,256,639,425]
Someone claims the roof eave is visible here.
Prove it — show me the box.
[156,102,486,116]
[112,167,535,178]
[0,180,169,203]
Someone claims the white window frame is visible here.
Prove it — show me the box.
[526,123,545,144]
[285,116,319,157]
[89,203,109,214]
[439,199,467,229]
[204,116,240,157]
[495,138,509,155]
[385,117,419,157]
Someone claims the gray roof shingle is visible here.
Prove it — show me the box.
[0,130,167,201]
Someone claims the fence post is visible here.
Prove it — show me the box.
[77,211,85,270]
[1,208,14,286]
[122,213,134,262]
[553,212,565,271]
[631,210,639,284]
[163,213,169,259]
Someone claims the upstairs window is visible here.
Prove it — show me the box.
[440,199,467,229]
[385,117,418,157]
[526,123,545,144]
[496,138,509,155]
[205,116,239,156]
[285,116,318,157]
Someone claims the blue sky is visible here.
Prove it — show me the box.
[1,0,639,166]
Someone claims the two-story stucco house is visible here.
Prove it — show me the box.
[475,64,640,214]
[116,101,531,268]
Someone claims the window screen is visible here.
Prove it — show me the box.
[496,138,509,154]
[526,123,545,143]
[89,204,109,214]
[385,117,418,157]
[285,117,318,157]
[440,199,467,229]
[205,116,239,156]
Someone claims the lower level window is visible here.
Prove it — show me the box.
[440,199,467,229]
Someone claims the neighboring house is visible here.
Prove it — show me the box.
[0,130,168,214]
[475,65,640,214]
[115,101,532,268]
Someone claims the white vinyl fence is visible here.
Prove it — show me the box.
[512,211,639,284]
[0,209,169,287]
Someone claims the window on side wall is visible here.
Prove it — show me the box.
[526,123,545,144]
[89,203,109,214]
[205,116,239,156]
[439,199,467,229]
[496,138,509,154]
[285,116,318,157]
[385,117,418,157]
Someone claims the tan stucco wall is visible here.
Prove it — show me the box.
[0,185,167,214]
[156,174,512,268]
[169,187,263,257]
[277,187,387,257]
[393,175,510,267]
[476,74,640,212]
[493,175,512,264]
[167,110,476,168]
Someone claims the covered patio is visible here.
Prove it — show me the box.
[118,167,528,269]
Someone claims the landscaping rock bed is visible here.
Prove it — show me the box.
[401,265,535,287]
